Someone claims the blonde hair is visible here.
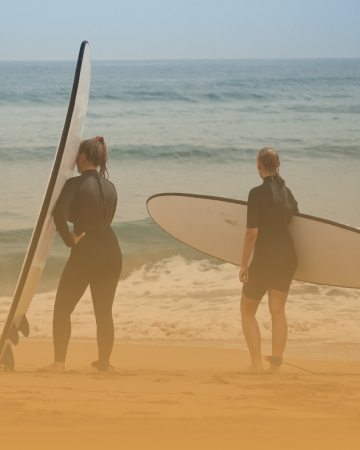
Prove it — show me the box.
[78,136,109,178]
[257,147,281,181]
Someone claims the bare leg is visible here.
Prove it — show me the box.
[265,288,288,374]
[240,294,263,373]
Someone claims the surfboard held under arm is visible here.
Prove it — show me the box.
[147,193,360,289]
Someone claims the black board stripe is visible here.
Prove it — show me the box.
[0,41,88,354]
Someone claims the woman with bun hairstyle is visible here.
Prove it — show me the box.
[41,137,122,375]
[239,147,298,374]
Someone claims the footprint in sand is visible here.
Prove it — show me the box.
[149,399,179,405]
[14,390,41,394]
[0,401,25,410]
[49,410,63,415]
[20,396,43,400]
[201,375,229,385]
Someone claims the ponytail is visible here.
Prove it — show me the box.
[257,147,282,181]
[78,136,109,179]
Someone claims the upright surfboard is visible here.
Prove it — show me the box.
[0,41,91,370]
[147,193,360,289]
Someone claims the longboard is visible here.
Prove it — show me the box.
[0,41,91,370]
[147,193,360,289]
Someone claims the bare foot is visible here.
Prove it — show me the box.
[264,365,281,375]
[239,364,264,375]
[38,362,65,373]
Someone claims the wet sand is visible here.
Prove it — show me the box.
[1,340,360,450]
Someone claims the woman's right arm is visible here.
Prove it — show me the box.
[109,181,117,224]
[239,188,260,284]
[239,228,258,284]
[288,188,299,214]
[110,196,117,224]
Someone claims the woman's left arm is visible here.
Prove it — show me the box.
[239,228,258,284]
[53,180,78,247]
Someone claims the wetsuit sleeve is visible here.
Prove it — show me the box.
[110,196,117,224]
[288,188,299,213]
[108,181,117,224]
[53,180,76,247]
[246,188,260,228]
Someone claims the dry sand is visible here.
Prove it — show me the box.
[1,340,360,450]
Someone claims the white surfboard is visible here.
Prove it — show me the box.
[0,42,91,370]
[147,193,360,289]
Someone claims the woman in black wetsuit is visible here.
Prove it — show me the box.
[41,137,122,375]
[239,147,298,375]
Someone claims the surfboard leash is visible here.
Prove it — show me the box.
[281,361,317,374]
[265,355,317,374]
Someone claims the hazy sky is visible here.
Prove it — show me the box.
[1,0,359,61]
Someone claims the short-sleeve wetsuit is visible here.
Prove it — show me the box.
[53,169,122,371]
[242,176,298,301]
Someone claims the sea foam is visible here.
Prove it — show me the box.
[1,256,358,344]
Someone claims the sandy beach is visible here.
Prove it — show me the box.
[1,340,360,450]
[1,3,360,450]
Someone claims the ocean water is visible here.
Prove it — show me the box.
[0,59,359,360]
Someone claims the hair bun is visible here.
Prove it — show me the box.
[95,136,105,144]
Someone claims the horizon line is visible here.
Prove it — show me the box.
[1,56,360,63]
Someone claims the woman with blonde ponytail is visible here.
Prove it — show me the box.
[41,136,122,375]
[239,147,299,374]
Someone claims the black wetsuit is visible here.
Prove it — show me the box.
[242,176,298,301]
[53,169,122,371]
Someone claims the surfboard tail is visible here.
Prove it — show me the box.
[0,344,14,371]
[8,323,19,346]
[7,315,30,345]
